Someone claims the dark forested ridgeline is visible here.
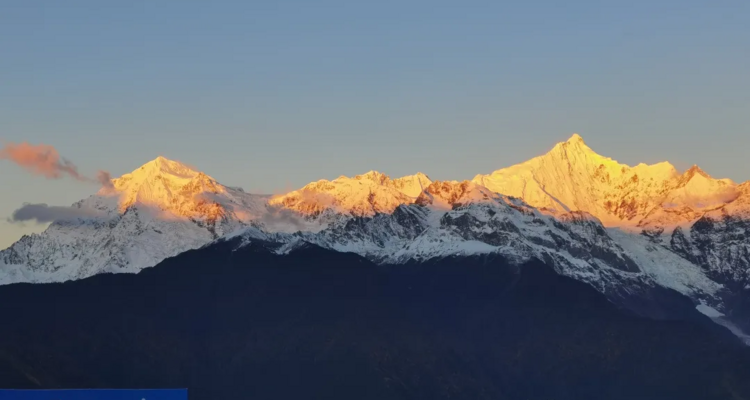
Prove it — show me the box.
[1,240,749,400]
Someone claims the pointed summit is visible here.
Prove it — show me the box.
[683,164,710,179]
[104,156,240,218]
[538,134,598,162]
[674,165,731,189]
[472,134,689,225]
[567,133,585,144]
[556,133,595,156]
[135,156,199,179]
[674,164,735,193]
[393,172,433,198]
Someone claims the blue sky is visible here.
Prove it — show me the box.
[1,0,749,247]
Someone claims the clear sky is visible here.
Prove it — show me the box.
[1,0,749,248]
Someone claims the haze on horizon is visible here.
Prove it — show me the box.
[1,0,749,248]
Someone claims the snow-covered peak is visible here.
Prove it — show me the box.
[567,132,584,143]
[118,156,201,182]
[0,156,270,285]
[101,156,266,223]
[474,135,664,222]
[635,166,741,232]
[682,164,710,179]
[676,165,734,189]
[553,132,594,152]
[550,132,601,156]
[354,170,390,184]
[349,170,432,196]
[269,171,429,217]
[471,134,738,230]
[110,157,204,200]
[664,166,738,209]
[392,172,432,198]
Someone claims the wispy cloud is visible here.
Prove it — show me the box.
[259,207,308,230]
[0,142,87,180]
[8,203,106,224]
[1,141,113,188]
[96,170,115,189]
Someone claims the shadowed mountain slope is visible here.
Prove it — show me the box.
[1,239,749,400]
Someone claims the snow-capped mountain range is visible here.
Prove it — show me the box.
[2,134,749,341]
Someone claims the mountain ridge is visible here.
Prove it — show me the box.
[2,134,750,340]
[268,170,433,219]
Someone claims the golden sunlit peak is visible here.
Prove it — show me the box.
[149,155,185,167]
[131,155,199,177]
[547,133,592,154]
[548,132,594,155]
[685,164,708,176]
[144,155,174,167]
[567,133,585,143]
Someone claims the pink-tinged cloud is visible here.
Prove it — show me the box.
[0,142,87,180]
[1,142,113,188]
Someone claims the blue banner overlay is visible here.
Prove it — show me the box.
[0,390,187,400]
